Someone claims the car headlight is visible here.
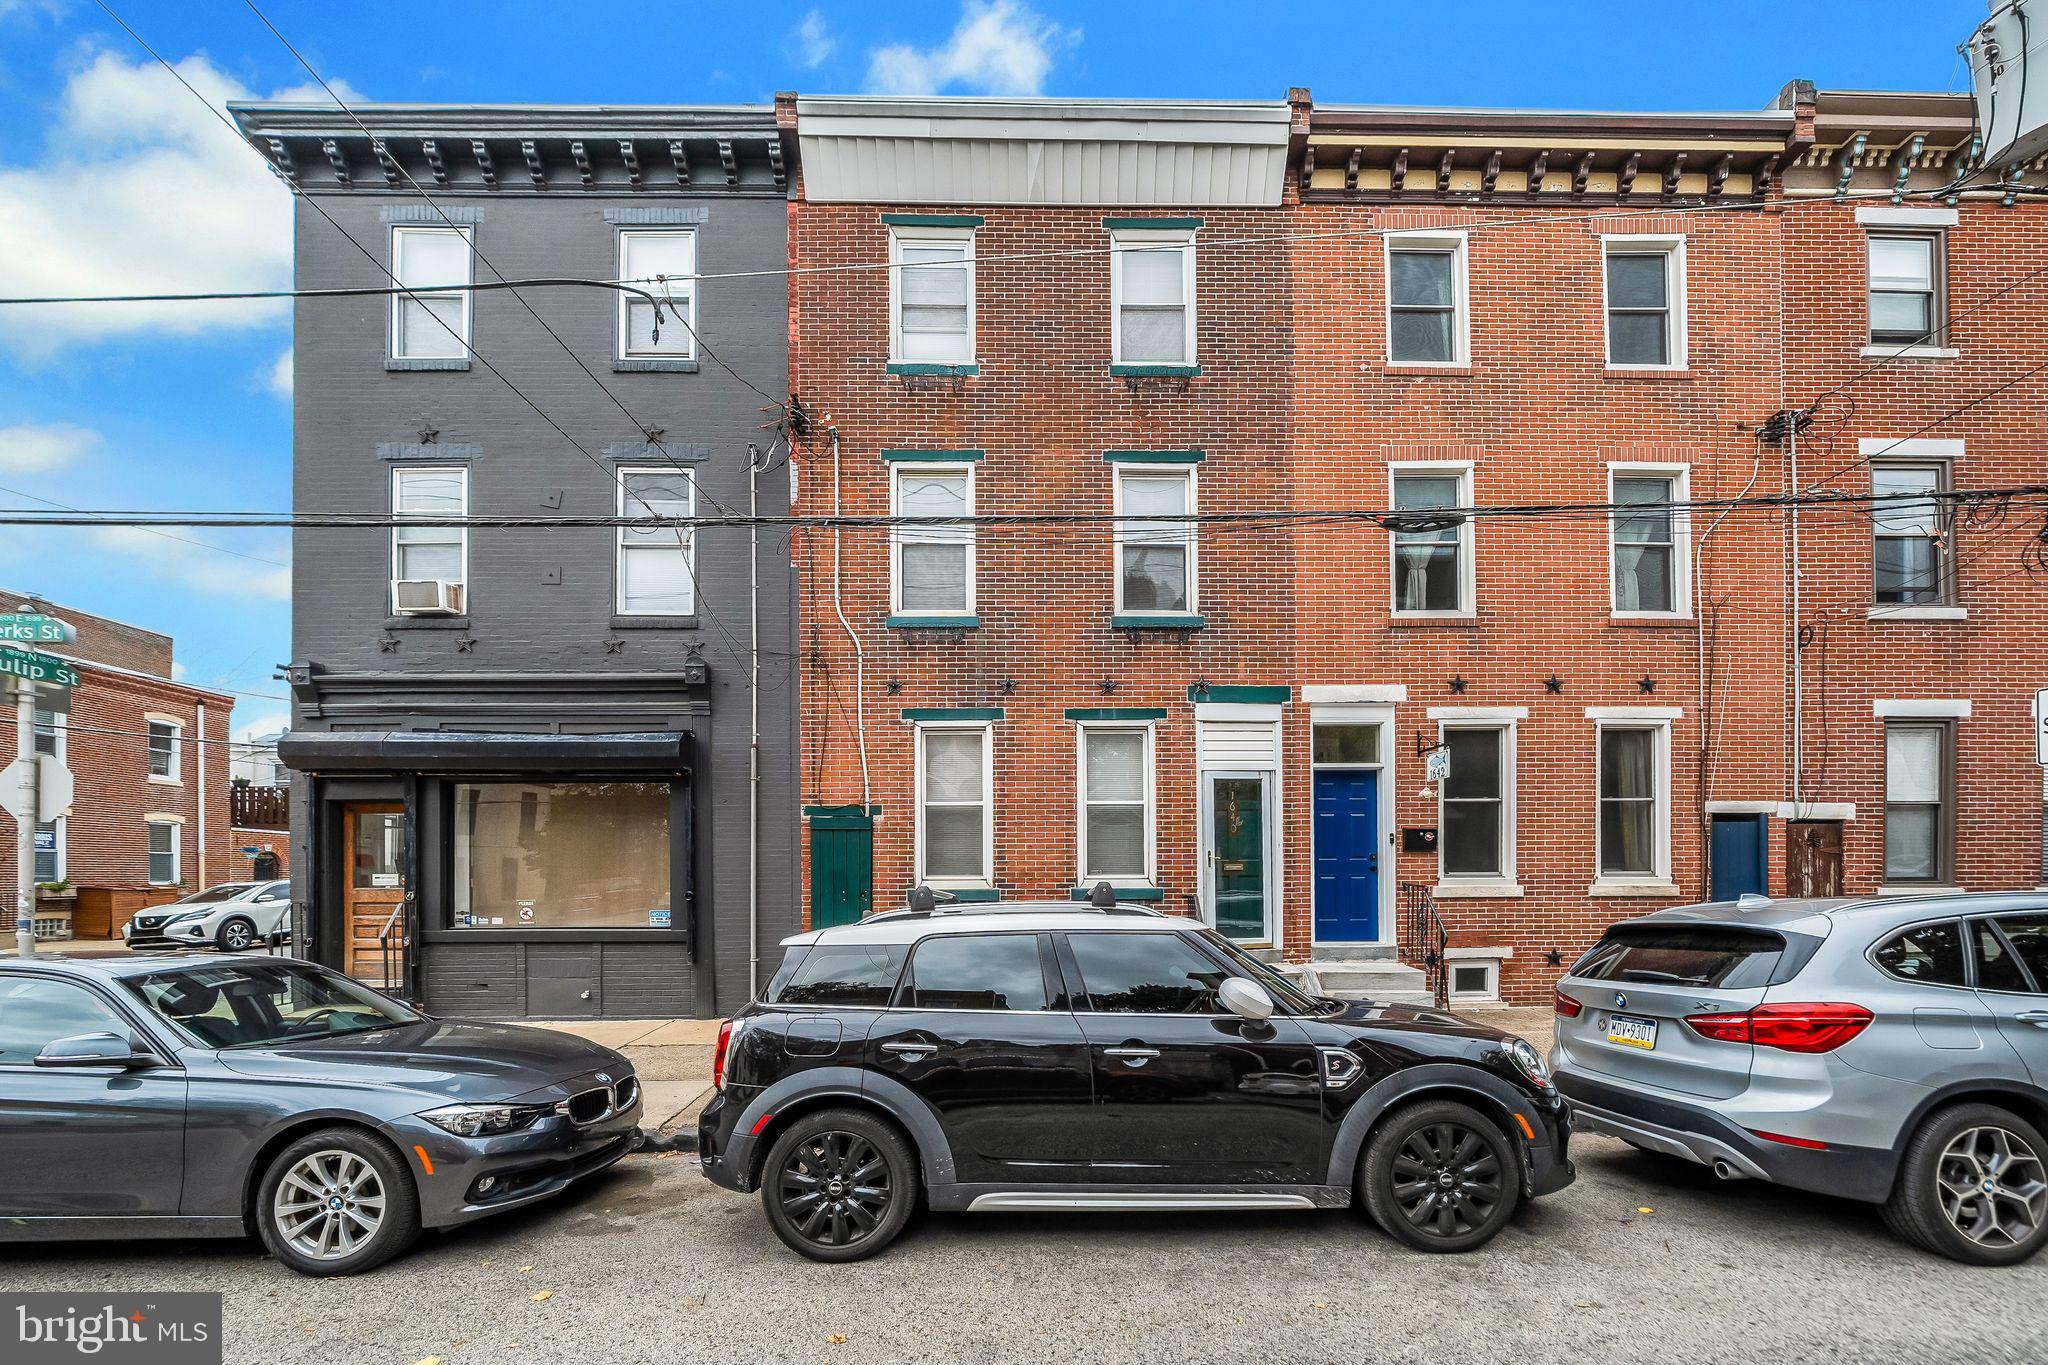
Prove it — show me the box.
[160,909,209,927]
[418,1103,552,1138]
[1503,1037,1554,1092]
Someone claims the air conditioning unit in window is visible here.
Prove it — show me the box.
[393,579,465,615]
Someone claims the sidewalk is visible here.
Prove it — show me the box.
[0,936,135,958]
[525,1018,721,1134]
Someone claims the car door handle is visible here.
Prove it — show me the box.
[2016,1011,2048,1026]
[1103,1046,1161,1062]
[881,1041,938,1059]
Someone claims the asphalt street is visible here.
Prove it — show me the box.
[8,1127,2046,1365]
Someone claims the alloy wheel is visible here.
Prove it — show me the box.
[1936,1125,2048,1249]
[222,921,253,951]
[273,1150,387,1261]
[778,1130,892,1248]
[1389,1121,1504,1240]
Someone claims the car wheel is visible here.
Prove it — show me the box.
[255,1127,421,1277]
[760,1108,918,1263]
[1882,1103,2048,1266]
[215,917,257,952]
[1361,1099,1521,1253]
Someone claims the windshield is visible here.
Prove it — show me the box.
[175,883,254,905]
[125,961,421,1049]
[1196,930,1327,1013]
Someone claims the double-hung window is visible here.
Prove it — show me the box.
[1885,722,1953,885]
[146,821,180,886]
[31,705,62,760]
[389,225,473,361]
[1871,463,1949,606]
[617,229,697,360]
[1440,726,1511,881]
[1603,237,1685,369]
[390,466,468,615]
[1110,229,1195,368]
[889,228,974,366]
[146,718,181,782]
[1868,234,1941,347]
[1386,232,1468,365]
[1610,466,1689,616]
[1114,467,1197,617]
[891,463,975,619]
[616,467,696,616]
[1078,725,1152,886]
[1597,722,1669,882]
[1389,466,1473,615]
[917,724,991,886]
[33,818,63,883]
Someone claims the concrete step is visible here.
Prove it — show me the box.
[1307,958,1434,1007]
[1307,943,1399,963]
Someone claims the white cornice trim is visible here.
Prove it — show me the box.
[1873,699,1972,718]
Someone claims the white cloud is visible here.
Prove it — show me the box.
[90,526,291,602]
[0,51,363,356]
[788,9,836,69]
[867,0,1076,97]
[0,421,99,473]
[264,347,292,400]
[234,712,289,743]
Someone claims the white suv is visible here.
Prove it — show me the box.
[123,881,293,952]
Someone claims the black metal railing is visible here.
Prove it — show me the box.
[1398,882,1450,1009]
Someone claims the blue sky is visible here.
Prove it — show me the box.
[0,0,1993,738]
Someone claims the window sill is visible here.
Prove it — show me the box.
[1587,880,1684,898]
[1608,613,1696,627]
[383,616,470,631]
[1603,366,1691,380]
[1383,363,1471,376]
[919,884,1000,902]
[1868,605,1966,621]
[146,775,183,787]
[1111,364,1201,378]
[1112,613,1204,631]
[887,615,981,630]
[1389,613,1478,627]
[1432,880,1525,899]
[1860,344,1958,360]
[1876,884,1963,897]
[1070,885,1165,901]
[610,614,700,629]
[385,357,471,372]
[613,358,701,373]
[888,362,978,377]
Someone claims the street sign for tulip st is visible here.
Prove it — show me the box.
[0,646,80,691]
[0,614,75,645]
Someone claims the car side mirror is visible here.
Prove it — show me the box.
[34,1031,158,1069]
[1219,977,1275,1023]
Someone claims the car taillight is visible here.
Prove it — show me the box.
[713,1019,734,1090]
[1683,1003,1873,1054]
[1554,988,1583,1018]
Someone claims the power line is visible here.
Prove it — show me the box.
[0,481,287,569]
[1803,354,2048,491]
[0,277,669,310]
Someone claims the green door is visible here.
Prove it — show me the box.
[1209,775,1268,941]
[808,810,873,929]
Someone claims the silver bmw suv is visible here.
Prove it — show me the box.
[1551,891,2048,1265]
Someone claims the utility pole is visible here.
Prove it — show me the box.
[13,675,36,958]
[1788,415,1805,812]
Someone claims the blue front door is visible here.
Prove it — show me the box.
[1709,814,1768,901]
[1313,769,1380,941]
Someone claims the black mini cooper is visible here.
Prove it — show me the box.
[699,895,1572,1260]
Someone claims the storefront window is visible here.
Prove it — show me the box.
[452,782,672,930]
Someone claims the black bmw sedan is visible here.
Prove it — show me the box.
[0,954,641,1275]
[700,897,1572,1261]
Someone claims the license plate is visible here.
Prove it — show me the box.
[1606,1013,1658,1050]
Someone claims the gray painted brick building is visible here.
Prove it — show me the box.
[229,103,797,1019]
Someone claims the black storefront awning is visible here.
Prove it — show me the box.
[278,730,691,774]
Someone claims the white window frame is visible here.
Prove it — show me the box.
[1387,461,1476,618]
[1073,720,1158,889]
[1109,228,1197,368]
[145,714,183,785]
[145,817,183,887]
[1590,711,1677,892]
[31,705,64,763]
[388,224,474,360]
[888,226,976,366]
[1112,465,1199,617]
[34,815,65,884]
[1433,711,1520,893]
[390,465,470,615]
[1384,229,1470,367]
[913,721,995,890]
[889,462,977,619]
[1607,462,1693,619]
[1446,953,1505,1004]
[616,228,698,361]
[615,465,697,616]
[1600,234,1687,371]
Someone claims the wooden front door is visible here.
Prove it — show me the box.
[1786,820,1844,899]
[343,804,407,986]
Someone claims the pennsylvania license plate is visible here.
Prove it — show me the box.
[1605,1013,1659,1050]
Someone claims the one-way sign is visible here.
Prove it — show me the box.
[0,646,80,691]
